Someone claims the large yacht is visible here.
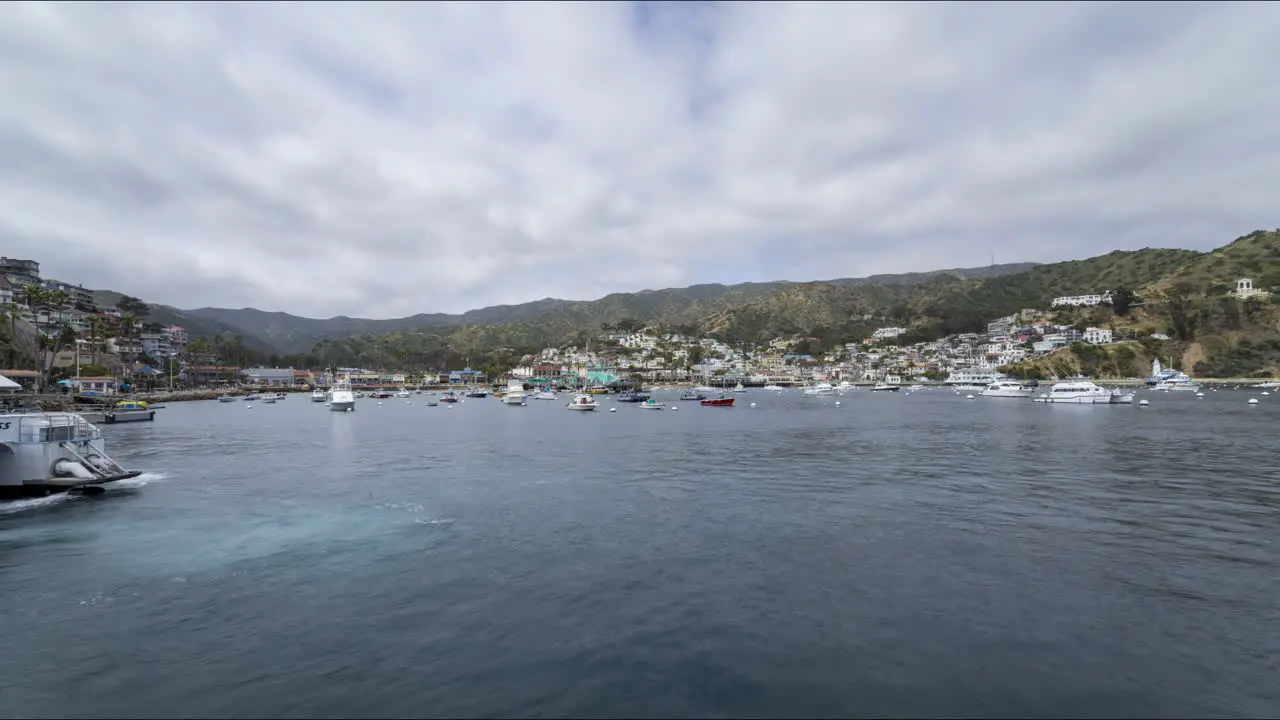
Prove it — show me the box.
[946,368,1003,392]
[328,374,356,412]
[980,380,1037,398]
[502,379,527,406]
[1034,377,1135,404]
[1153,370,1201,391]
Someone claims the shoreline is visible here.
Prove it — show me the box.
[11,375,1277,412]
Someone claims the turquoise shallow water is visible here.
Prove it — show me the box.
[1,389,1277,718]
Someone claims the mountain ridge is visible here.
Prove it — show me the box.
[174,262,1041,354]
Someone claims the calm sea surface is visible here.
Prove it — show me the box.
[1,389,1276,719]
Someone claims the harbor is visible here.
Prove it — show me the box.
[2,384,1276,718]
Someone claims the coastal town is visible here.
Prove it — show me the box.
[1,254,1274,398]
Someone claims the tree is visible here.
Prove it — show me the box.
[1110,287,1137,317]
[1165,282,1200,341]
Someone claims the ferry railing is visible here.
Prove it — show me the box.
[16,413,102,444]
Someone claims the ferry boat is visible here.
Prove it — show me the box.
[1034,377,1135,404]
[0,411,142,499]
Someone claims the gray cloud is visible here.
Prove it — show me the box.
[1,1,1277,318]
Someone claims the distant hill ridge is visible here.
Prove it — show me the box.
[85,232,1280,359]
[145,262,1042,354]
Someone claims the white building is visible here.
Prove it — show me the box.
[1083,327,1113,345]
[1051,292,1113,308]
[872,327,908,340]
[1229,278,1269,300]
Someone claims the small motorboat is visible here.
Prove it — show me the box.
[700,395,735,407]
[615,390,649,403]
[261,395,277,404]
[218,395,238,403]
[567,394,599,411]
[439,392,459,403]
[640,398,665,410]
[679,389,705,401]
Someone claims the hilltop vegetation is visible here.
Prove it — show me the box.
[179,263,1037,354]
[82,230,1280,377]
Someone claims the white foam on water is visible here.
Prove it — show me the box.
[0,472,168,516]
[0,493,75,515]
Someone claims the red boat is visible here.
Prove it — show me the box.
[700,396,735,407]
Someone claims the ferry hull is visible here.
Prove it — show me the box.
[0,470,143,500]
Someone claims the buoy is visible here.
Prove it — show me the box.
[835,401,841,406]
[1139,399,1149,406]
[750,402,757,407]
[247,405,253,409]
[378,401,382,405]
[671,407,678,411]
[1196,392,1205,398]
[1248,398,1259,405]
[609,407,616,413]
[1263,391,1271,397]
[966,394,975,399]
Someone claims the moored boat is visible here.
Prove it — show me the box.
[503,379,527,406]
[980,380,1036,399]
[78,399,156,424]
[700,395,735,407]
[1034,376,1135,404]
[679,389,705,401]
[329,374,356,412]
[614,389,649,403]
[640,398,665,409]
[311,388,327,402]
[567,394,599,411]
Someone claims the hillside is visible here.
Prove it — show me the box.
[91,291,278,354]
[701,247,1205,344]
[1145,229,1280,297]
[184,263,1037,353]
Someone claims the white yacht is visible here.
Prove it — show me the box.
[980,380,1036,399]
[871,375,902,392]
[1034,377,1135,404]
[1153,370,1201,391]
[530,390,557,400]
[732,382,747,392]
[503,379,527,406]
[0,411,142,499]
[804,382,836,396]
[836,381,855,393]
[311,388,327,403]
[946,369,1002,392]
[395,388,412,399]
[566,394,599,411]
[328,375,356,412]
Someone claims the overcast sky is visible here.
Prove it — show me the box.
[2,2,1277,318]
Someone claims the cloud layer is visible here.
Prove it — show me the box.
[2,1,1278,317]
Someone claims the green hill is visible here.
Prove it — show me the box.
[183,263,1036,354]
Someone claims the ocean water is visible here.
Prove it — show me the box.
[1,389,1276,719]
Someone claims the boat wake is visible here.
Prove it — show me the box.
[0,472,168,515]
